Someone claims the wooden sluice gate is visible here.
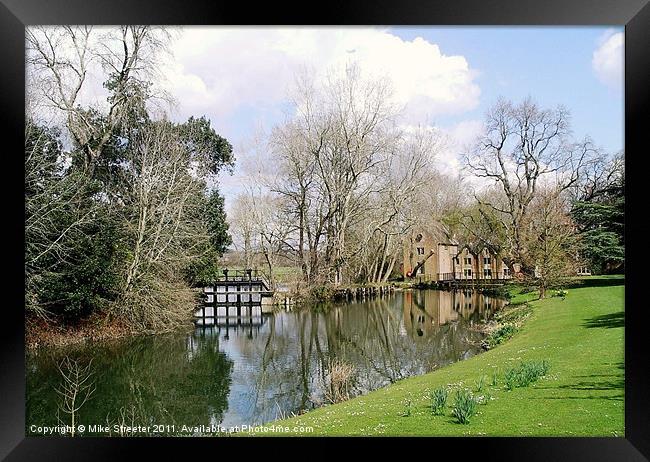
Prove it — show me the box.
[195,268,274,327]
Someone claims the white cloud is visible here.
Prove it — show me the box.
[162,27,483,206]
[161,27,481,125]
[592,30,624,90]
[439,119,484,177]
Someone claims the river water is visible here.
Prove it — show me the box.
[26,289,505,435]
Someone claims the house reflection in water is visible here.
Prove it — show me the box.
[403,289,506,339]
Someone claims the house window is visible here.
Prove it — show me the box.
[483,256,491,265]
[464,269,472,277]
[417,247,424,255]
[464,257,472,265]
[454,257,460,264]
[483,268,492,278]
[503,267,510,276]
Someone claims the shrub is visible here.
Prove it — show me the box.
[36,211,124,322]
[401,399,412,417]
[520,360,550,385]
[323,359,356,404]
[452,389,477,424]
[491,369,499,386]
[309,285,335,302]
[430,387,448,415]
[504,360,551,390]
[495,303,533,324]
[485,324,518,349]
[481,391,492,404]
[552,289,568,298]
[479,286,511,299]
[475,375,486,392]
[504,368,518,391]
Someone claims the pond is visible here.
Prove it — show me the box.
[26,289,506,435]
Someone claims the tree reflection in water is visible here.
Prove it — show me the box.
[27,333,233,435]
[26,289,505,431]
[220,289,504,425]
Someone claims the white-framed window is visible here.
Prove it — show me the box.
[483,268,492,278]
[464,257,472,265]
[483,256,491,265]
[464,268,472,277]
[417,247,425,255]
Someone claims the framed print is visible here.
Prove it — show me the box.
[2,0,648,459]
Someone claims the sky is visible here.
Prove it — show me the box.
[156,26,624,210]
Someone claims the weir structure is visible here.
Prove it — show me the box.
[196,269,273,327]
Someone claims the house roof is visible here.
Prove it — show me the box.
[454,241,501,257]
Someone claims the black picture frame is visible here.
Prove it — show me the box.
[2,0,648,459]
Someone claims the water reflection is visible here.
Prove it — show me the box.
[26,289,505,433]
[27,333,234,434]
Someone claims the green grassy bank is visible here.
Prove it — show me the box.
[271,276,624,436]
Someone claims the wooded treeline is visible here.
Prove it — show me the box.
[25,26,233,330]
[229,79,624,296]
[458,97,625,297]
[229,65,458,289]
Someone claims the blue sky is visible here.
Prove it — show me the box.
[389,26,624,152]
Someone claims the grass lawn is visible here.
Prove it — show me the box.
[270,276,624,436]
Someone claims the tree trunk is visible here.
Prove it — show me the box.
[406,250,434,278]
[381,255,397,283]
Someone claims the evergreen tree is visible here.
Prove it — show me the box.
[571,154,624,274]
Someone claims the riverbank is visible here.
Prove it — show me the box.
[269,276,624,436]
[25,313,137,350]
[25,312,196,350]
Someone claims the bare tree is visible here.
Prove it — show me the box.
[464,97,598,275]
[270,121,322,282]
[26,26,171,175]
[119,120,211,329]
[522,187,579,298]
[270,64,402,286]
[354,127,443,283]
[229,193,259,269]
[55,356,95,437]
[449,186,508,254]
[570,151,624,203]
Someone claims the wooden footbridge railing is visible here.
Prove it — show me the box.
[436,272,513,286]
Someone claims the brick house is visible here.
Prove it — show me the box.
[403,229,511,282]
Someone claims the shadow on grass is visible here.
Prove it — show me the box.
[534,365,624,402]
[564,276,625,289]
[536,378,623,392]
[530,394,623,402]
[557,379,624,392]
[583,311,624,329]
